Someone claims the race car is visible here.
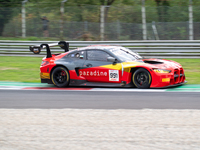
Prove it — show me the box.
[30,41,186,88]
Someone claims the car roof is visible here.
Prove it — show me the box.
[74,45,121,52]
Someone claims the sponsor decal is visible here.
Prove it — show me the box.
[79,70,119,81]
[109,70,119,81]
[79,70,107,77]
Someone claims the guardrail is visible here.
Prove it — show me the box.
[0,40,200,58]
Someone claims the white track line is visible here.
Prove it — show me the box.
[90,88,166,92]
[0,86,25,90]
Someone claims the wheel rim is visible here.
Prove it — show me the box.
[53,69,68,84]
[136,72,149,86]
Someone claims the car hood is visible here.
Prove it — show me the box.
[122,58,182,70]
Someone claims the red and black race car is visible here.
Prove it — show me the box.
[30,41,186,88]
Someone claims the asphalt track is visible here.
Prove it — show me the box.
[0,83,200,109]
[1,82,200,150]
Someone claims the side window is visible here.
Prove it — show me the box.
[87,50,111,61]
[68,51,85,59]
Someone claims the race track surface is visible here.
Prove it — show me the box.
[0,88,200,109]
[1,82,200,150]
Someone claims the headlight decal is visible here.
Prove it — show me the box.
[153,69,171,73]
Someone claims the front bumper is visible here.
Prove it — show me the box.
[153,81,187,89]
[150,67,186,88]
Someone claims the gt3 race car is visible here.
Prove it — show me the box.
[30,41,186,88]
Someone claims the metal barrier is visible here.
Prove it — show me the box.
[0,40,200,58]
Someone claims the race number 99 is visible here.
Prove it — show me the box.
[109,70,119,81]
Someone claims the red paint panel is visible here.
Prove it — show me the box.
[40,53,67,74]
[79,66,121,83]
[69,70,86,80]
[40,64,56,74]
[121,71,132,84]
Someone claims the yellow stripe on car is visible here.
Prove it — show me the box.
[101,61,143,72]
[100,63,122,70]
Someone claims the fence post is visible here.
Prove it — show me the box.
[22,0,28,38]
[152,21,159,40]
[117,20,120,39]
[84,21,88,31]
[60,0,67,40]
[189,0,193,40]
[141,0,147,40]
[100,5,105,41]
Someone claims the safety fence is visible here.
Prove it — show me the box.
[1,4,200,40]
[0,40,200,58]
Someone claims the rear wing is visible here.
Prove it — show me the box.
[29,41,69,58]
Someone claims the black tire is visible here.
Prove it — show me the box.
[132,68,151,89]
[51,67,70,87]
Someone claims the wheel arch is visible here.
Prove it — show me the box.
[50,65,69,78]
[130,67,152,74]
[130,67,140,74]
[130,67,152,88]
[50,65,70,87]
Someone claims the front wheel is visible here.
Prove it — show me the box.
[132,68,151,89]
[51,67,70,87]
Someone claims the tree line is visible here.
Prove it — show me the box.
[1,0,200,36]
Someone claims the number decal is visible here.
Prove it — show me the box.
[109,70,119,81]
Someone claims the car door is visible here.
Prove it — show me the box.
[79,49,122,83]
[58,50,87,80]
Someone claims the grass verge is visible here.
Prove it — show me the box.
[0,56,41,83]
[170,58,200,84]
[0,57,199,84]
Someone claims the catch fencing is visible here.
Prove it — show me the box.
[1,4,200,40]
[0,40,200,58]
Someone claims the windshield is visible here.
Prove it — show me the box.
[110,47,142,62]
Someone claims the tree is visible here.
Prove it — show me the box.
[64,0,116,22]
[0,0,21,36]
[155,0,170,22]
[100,0,116,22]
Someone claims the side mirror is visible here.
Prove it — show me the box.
[107,57,117,64]
[107,57,115,62]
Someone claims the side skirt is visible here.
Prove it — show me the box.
[41,79,53,84]
[41,79,133,87]
[69,79,133,87]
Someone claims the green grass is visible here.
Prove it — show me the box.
[0,56,42,83]
[0,57,200,84]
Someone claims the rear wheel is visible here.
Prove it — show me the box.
[132,68,151,89]
[51,67,70,87]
